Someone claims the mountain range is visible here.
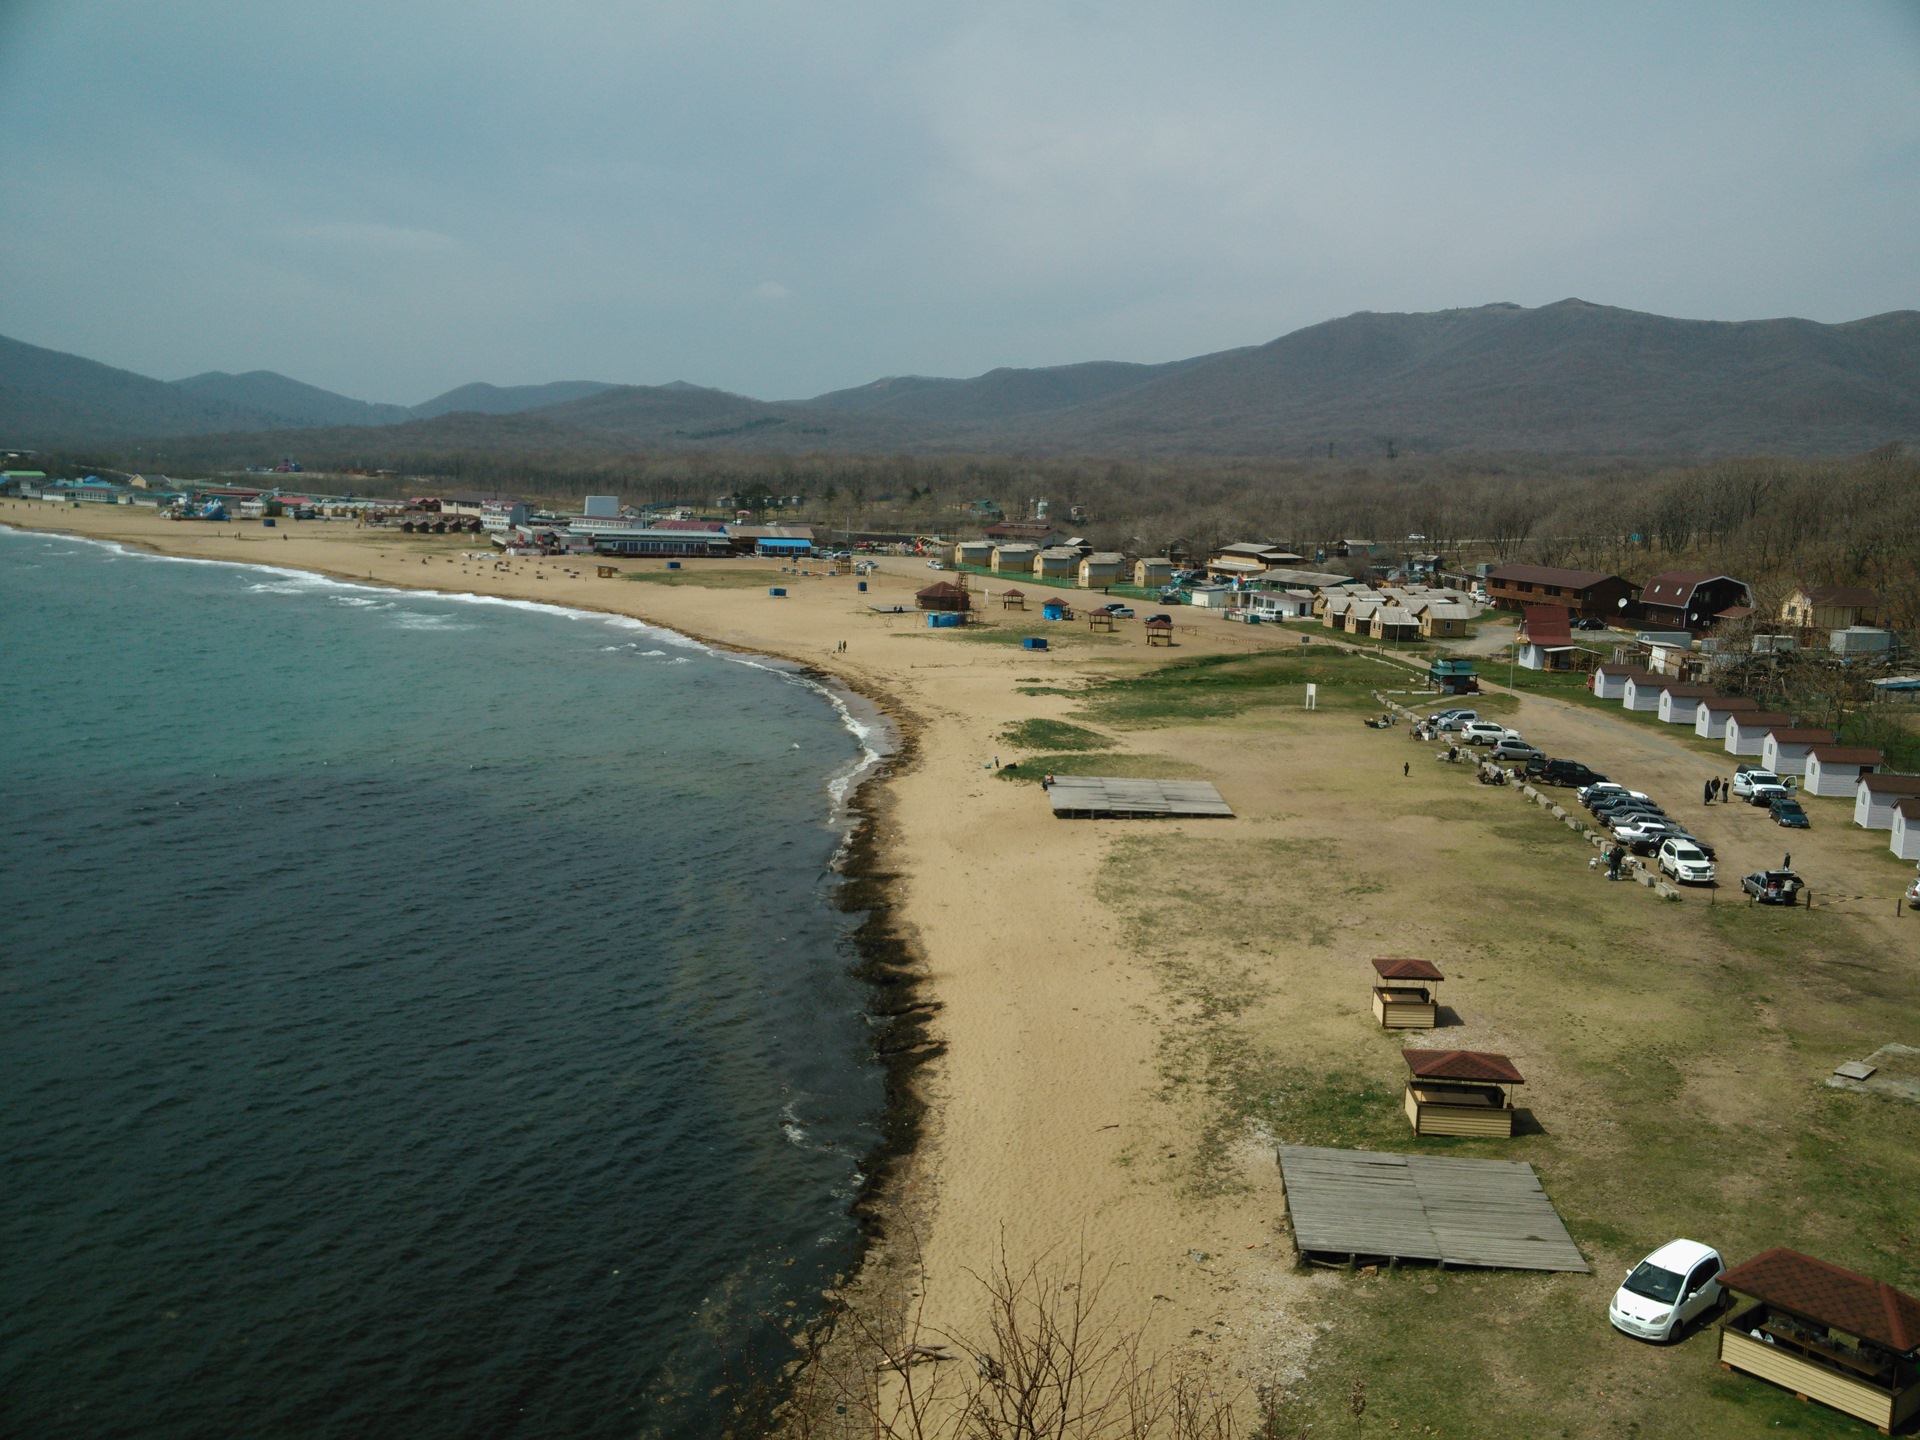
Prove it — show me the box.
[5,299,1918,459]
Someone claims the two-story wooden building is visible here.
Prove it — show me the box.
[1486,564,1637,620]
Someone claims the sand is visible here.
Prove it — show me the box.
[2,504,1316,1394]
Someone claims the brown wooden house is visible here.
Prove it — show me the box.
[1371,958,1442,1029]
[1717,1247,1920,1432]
[1486,564,1636,619]
[915,580,970,613]
[1402,1049,1524,1137]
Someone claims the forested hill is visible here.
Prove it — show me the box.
[8,300,1918,458]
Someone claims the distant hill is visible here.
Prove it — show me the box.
[410,379,617,419]
[7,300,1918,457]
[171,370,413,428]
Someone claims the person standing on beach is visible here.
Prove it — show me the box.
[1403,762,1410,778]
[1703,779,1713,805]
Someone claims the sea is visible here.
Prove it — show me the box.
[0,526,889,1439]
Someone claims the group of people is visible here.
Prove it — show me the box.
[1703,776,1732,804]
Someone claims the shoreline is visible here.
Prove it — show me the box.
[3,515,943,1421]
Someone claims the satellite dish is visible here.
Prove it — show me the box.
[1616,598,1629,609]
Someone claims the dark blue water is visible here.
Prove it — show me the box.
[0,529,886,1439]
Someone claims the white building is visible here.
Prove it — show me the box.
[1802,746,1882,798]
[1854,774,1920,830]
[1726,711,1797,756]
[1620,675,1665,712]
[1759,728,1834,777]
[1694,697,1759,741]
[1892,799,1920,861]
[1657,685,1718,725]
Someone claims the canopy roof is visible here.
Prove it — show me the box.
[1719,1248,1920,1353]
[1402,1049,1524,1085]
[1372,957,1444,982]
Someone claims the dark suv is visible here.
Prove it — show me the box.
[1532,758,1606,788]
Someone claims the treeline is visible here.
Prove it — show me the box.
[65,432,1920,624]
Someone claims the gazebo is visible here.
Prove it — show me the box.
[1401,1049,1524,1137]
[1088,609,1115,632]
[915,580,970,614]
[1145,616,1173,647]
[1717,1248,1920,1432]
[1371,958,1443,1029]
[1001,587,1027,611]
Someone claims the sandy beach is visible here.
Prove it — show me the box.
[4,505,1316,1386]
[16,502,1919,1438]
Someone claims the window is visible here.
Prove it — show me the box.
[1518,581,1534,593]
[1546,586,1562,596]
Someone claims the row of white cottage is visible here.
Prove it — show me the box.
[1591,665,1920,860]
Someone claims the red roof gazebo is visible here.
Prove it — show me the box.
[1370,958,1443,1029]
[1401,1049,1524,1137]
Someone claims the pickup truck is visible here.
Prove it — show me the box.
[1731,768,1782,799]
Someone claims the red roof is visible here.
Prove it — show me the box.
[1402,1049,1524,1085]
[1731,711,1796,729]
[1641,571,1743,606]
[1807,746,1882,766]
[1861,773,1920,795]
[1660,684,1719,699]
[1519,605,1572,645]
[1372,957,1444,982]
[1488,564,1626,590]
[1764,728,1835,746]
[1594,664,1657,679]
[1702,696,1760,712]
[1897,798,1920,821]
[1144,616,1173,629]
[652,519,727,531]
[1001,587,1025,596]
[1718,1248,1920,1353]
[916,581,966,599]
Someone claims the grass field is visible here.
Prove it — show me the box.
[1055,650,1920,1437]
[622,567,791,589]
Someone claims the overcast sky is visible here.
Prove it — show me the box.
[2,1,1917,404]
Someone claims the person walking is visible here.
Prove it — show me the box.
[1403,761,1410,778]
[1607,844,1625,880]
[1703,779,1714,806]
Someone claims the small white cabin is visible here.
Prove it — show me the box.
[1657,686,1717,725]
[1854,774,1920,830]
[1760,728,1833,777]
[1726,712,1796,756]
[1802,746,1881,797]
[1620,675,1664,712]
[1892,799,1920,861]
[1591,665,1641,700]
[1694,697,1758,740]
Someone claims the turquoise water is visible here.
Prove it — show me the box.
[0,528,886,1438]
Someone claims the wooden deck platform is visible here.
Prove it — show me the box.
[1277,1145,1588,1272]
[1046,775,1233,819]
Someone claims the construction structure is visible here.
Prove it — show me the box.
[1277,1146,1587,1272]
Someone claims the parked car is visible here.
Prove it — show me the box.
[1608,1241,1725,1342]
[1428,709,1479,730]
[1096,603,1136,619]
[1768,796,1810,828]
[1663,831,1717,860]
[1537,759,1606,788]
[1731,768,1782,799]
[1144,613,1172,625]
[1907,873,1920,908]
[1571,617,1610,631]
[1742,869,1803,905]
[1580,782,1645,807]
[1492,739,1544,763]
[1746,782,1791,808]
[1657,838,1716,885]
[1460,720,1515,745]
[1592,796,1665,820]
[1613,816,1678,845]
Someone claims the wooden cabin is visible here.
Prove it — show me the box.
[1717,1247,1920,1433]
[1401,1049,1524,1137]
[990,543,1038,574]
[915,580,971,613]
[1034,546,1081,581]
[1078,551,1126,589]
[1371,958,1442,1029]
[953,539,995,568]
[1135,557,1174,588]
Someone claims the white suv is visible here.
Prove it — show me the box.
[1731,768,1781,799]
[1460,720,1515,745]
[1657,838,1716,885]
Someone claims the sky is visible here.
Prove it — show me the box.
[2,1,1918,404]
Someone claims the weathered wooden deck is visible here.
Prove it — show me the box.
[1045,775,1233,818]
[1277,1145,1588,1272]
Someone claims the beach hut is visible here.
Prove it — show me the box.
[1854,773,1920,830]
[1001,587,1027,611]
[1620,674,1665,712]
[1415,601,1477,638]
[1368,605,1420,641]
[1371,958,1442,1029]
[1321,596,1354,630]
[1657,684,1719,725]
[1145,615,1173,647]
[1695,695,1759,740]
[915,580,971,614]
[1892,799,1920,861]
[953,539,995,568]
[1591,664,1651,701]
[1034,547,1080,582]
[1401,1050,1525,1138]
[1726,711,1797,757]
[1760,728,1835,777]
[1716,1248,1920,1433]
[1134,557,1174,588]
[1803,746,1882,797]
[1042,599,1071,621]
[991,543,1038,575]
[1077,552,1126,589]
